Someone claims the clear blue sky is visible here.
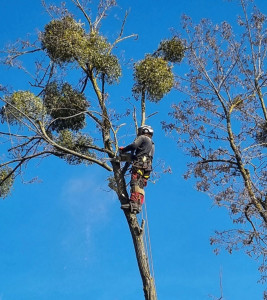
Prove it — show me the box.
[0,0,266,299]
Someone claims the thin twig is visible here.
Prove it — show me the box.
[72,0,92,29]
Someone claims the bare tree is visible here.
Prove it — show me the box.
[0,1,184,299]
[164,0,267,285]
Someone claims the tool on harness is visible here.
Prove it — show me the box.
[108,152,133,163]
[118,152,133,162]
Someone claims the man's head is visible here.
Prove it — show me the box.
[138,125,154,137]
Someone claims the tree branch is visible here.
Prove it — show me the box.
[0,150,52,170]
[199,159,238,166]
[38,121,113,171]
[72,0,93,29]
[84,144,114,156]
[1,98,41,135]
[3,48,42,66]
[8,137,41,153]
[94,0,116,31]
[141,89,146,126]
[108,10,137,53]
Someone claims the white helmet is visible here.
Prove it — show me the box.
[138,125,154,136]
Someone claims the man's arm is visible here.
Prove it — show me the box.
[120,136,143,153]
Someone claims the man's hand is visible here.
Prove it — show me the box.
[119,146,124,152]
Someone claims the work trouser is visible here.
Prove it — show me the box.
[129,157,152,207]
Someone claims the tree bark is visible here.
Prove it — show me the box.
[226,113,267,224]
[112,163,157,300]
[124,211,157,300]
[141,90,146,126]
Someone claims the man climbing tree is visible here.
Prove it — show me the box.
[120,125,155,214]
[0,1,184,299]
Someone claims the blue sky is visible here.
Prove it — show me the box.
[0,0,266,299]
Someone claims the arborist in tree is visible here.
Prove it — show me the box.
[119,125,155,214]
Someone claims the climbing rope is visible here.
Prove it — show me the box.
[125,164,157,295]
[141,199,157,296]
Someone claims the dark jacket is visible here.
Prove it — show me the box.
[122,135,155,159]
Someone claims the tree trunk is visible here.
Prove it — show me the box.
[124,211,157,300]
[141,90,146,126]
[112,163,157,300]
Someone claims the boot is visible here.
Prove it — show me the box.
[121,201,141,214]
[130,201,141,214]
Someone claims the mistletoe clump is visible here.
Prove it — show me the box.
[1,91,45,124]
[43,82,88,132]
[133,56,174,102]
[157,37,185,63]
[55,130,96,165]
[41,16,86,63]
[81,32,121,84]
[0,167,14,199]
[41,17,121,83]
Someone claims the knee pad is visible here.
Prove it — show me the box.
[130,192,144,205]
